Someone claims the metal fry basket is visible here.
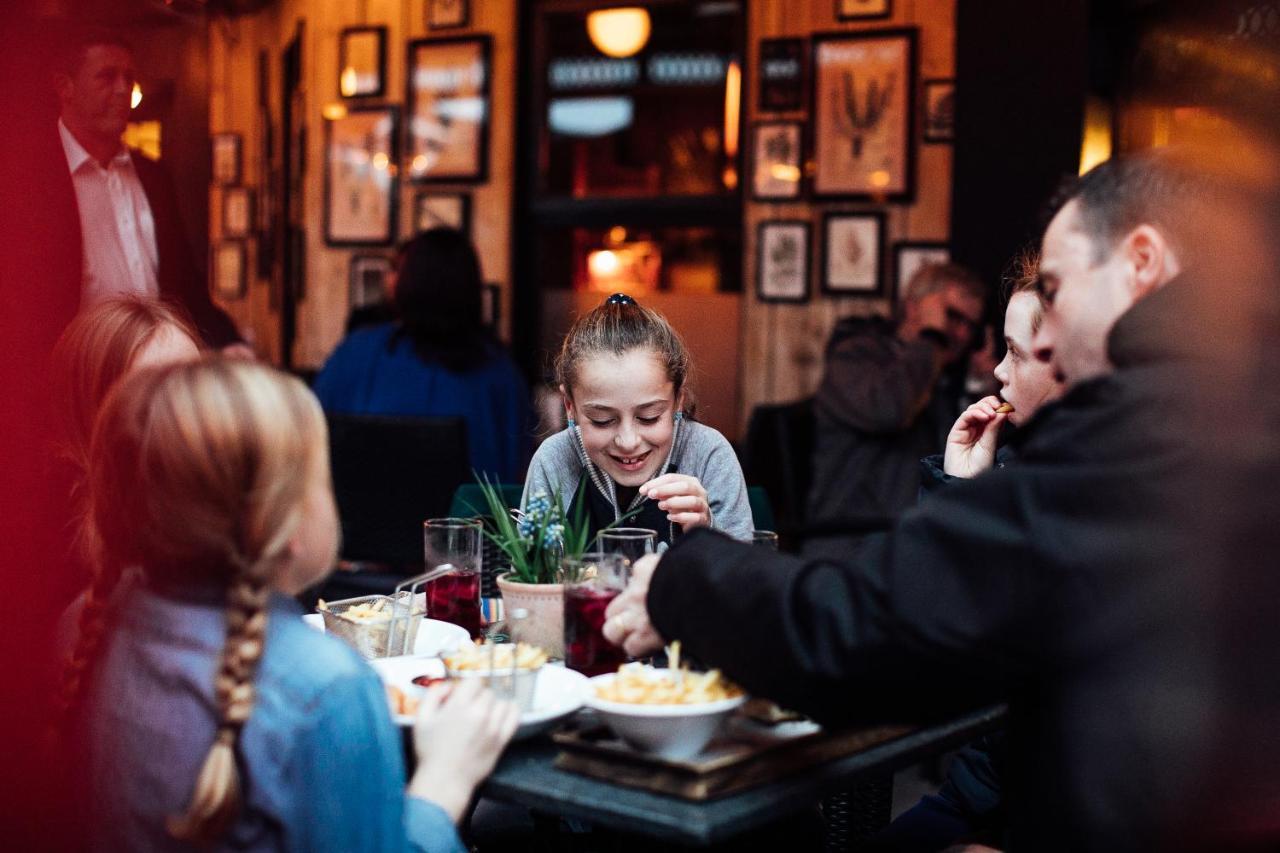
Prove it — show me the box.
[318,576,432,658]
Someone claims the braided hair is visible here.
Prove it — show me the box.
[62,357,329,842]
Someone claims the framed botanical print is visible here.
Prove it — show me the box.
[427,0,469,30]
[756,221,811,303]
[821,211,885,297]
[349,254,393,308]
[414,191,471,235]
[922,78,956,143]
[339,26,387,99]
[212,240,247,300]
[406,36,491,183]
[758,38,805,113]
[893,241,950,302]
[222,186,254,238]
[324,105,399,246]
[211,132,242,185]
[751,122,803,201]
[836,0,891,20]
[811,29,917,201]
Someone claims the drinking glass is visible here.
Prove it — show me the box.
[596,527,658,565]
[752,530,780,550]
[561,552,630,677]
[423,517,484,638]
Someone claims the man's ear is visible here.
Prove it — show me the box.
[1125,224,1181,300]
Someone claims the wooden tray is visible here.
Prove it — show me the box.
[552,711,912,800]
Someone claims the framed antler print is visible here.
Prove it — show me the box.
[811,29,916,201]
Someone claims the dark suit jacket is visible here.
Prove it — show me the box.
[51,127,241,347]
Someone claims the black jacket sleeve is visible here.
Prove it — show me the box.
[647,466,1055,726]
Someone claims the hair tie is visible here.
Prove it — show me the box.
[605,293,636,306]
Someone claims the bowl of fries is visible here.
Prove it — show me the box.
[443,642,549,712]
[585,662,746,759]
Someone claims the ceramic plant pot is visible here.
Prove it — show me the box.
[495,574,565,658]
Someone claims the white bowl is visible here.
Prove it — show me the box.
[584,671,747,760]
[369,655,589,740]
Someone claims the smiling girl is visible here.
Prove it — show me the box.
[523,294,752,545]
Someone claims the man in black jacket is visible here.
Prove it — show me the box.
[51,27,242,348]
[603,151,1280,851]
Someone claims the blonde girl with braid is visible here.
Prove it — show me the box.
[64,358,517,851]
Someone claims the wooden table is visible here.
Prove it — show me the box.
[479,705,1007,847]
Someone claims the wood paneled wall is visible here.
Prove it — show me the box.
[209,0,516,367]
[741,0,955,430]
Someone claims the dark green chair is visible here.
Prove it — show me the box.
[747,485,777,532]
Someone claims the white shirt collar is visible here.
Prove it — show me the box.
[58,118,130,173]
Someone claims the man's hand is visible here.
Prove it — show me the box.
[639,474,712,529]
[603,553,667,657]
[943,395,1007,478]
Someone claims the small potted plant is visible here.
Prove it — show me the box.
[476,477,633,657]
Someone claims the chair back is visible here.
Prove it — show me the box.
[743,399,815,540]
[327,414,470,568]
[449,482,523,598]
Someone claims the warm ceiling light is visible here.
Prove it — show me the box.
[322,102,348,121]
[130,82,143,109]
[586,8,651,59]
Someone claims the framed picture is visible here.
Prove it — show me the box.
[811,29,916,201]
[922,78,956,143]
[836,0,891,20]
[414,191,471,235]
[406,36,491,183]
[211,132,242,185]
[751,122,804,201]
[222,186,254,238]
[212,240,247,300]
[756,221,811,303]
[427,0,469,30]
[894,241,950,302]
[324,105,399,246]
[821,211,885,297]
[758,38,805,113]
[349,254,393,308]
[339,26,387,98]
[482,282,500,329]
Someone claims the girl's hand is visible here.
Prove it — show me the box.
[943,395,1007,478]
[639,474,712,529]
[408,679,519,823]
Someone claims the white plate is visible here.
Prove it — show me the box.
[369,655,589,740]
[302,613,470,658]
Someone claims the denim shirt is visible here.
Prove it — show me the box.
[81,581,465,853]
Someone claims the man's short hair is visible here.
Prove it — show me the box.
[1044,150,1214,267]
[902,261,986,304]
[54,26,133,79]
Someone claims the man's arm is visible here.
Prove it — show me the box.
[647,467,1053,726]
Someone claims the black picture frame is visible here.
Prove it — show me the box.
[820,211,886,298]
[427,0,470,30]
[349,253,393,308]
[211,132,242,186]
[810,29,917,202]
[836,0,892,21]
[212,240,247,300]
[757,38,806,113]
[406,35,491,184]
[222,186,255,238]
[323,104,400,247]
[750,122,804,202]
[756,220,811,304]
[922,78,956,143]
[339,26,387,99]
[892,240,950,302]
[414,190,472,235]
